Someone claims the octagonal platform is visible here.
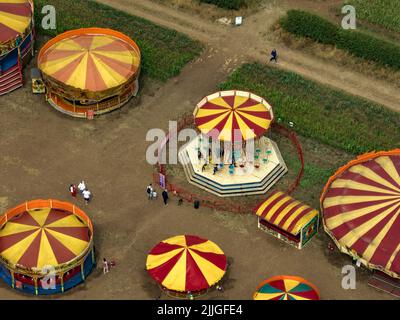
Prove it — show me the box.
[178,136,288,197]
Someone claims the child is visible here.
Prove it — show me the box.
[69,184,77,197]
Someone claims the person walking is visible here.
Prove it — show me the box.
[162,189,169,206]
[147,183,154,199]
[78,180,86,195]
[270,48,278,63]
[83,188,91,205]
[69,184,77,198]
[103,258,109,274]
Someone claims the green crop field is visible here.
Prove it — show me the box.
[345,0,400,33]
[220,63,400,155]
[34,0,203,81]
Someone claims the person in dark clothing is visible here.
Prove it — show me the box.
[270,49,278,63]
[213,164,218,175]
[162,189,169,206]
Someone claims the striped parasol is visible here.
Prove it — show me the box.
[321,150,400,278]
[38,28,141,92]
[253,276,320,300]
[194,90,274,142]
[254,191,319,236]
[146,235,227,293]
[0,206,91,270]
[0,0,33,44]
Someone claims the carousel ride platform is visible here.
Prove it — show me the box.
[179,136,288,197]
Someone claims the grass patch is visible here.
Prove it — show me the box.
[199,0,246,10]
[280,10,400,70]
[34,0,203,81]
[345,0,400,33]
[220,63,400,155]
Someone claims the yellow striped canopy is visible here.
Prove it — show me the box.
[321,150,400,278]
[253,276,320,300]
[38,28,141,92]
[194,91,274,142]
[254,191,319,236]
[0,0,33,44]
[146,235,227,293]
[0,206,91,270]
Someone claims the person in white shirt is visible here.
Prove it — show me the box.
[78,181,86,194]
[83,188,91,205]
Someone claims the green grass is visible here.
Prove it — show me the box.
[220,63,400,155]
[280,10,400,70]
[199,0,246,10]
[345,0,400,33]
[34,0,203,81]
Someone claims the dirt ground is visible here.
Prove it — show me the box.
[0,0,396,300]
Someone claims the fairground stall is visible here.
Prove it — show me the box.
[0,200,95,295]
[146,235,227,299]
[254,191,319,249]
[0,0,34,95]
[179,90,288,197]
[253,276,320,300]
[38,27,141,118]
[321,149,400,279]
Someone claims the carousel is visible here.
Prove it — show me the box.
[0,200,95,295]
[146,235,227,299]
[38,27,141,118]
[253,276,320,300]
[0,0,34,95]
[179,90,288,197]
[321,150,400,279]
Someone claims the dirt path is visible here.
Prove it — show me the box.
[98,0,400,111]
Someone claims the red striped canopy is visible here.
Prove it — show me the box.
[321,150,400,278]
[254,191,319,236]
[0,205,92,270]
[194,91,274,142]
[146,235,227,293]
[0,0,33,44]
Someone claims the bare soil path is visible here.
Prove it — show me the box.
[98,0,400,111]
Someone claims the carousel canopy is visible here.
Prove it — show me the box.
[254,191,318,236]
[0,0,33,44]
[194,90,273,142]
[253,276,320,300]
[146,235,227,293]
[321,150,400,278]
[0,203,92,271]
[38,28,141,92]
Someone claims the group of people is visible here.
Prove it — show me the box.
[69,180,92,205]
[147,183,169,206]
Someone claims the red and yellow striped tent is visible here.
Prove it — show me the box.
[38,28,141,117]
[194,90,274,142]
[146,235,227,295]
[0,0,33,45]
[0,200,95,295]
[321,150,400,279]
[253,276,320,300]
[254,191,319,249]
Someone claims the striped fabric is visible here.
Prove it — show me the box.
[146,235,227,293]
[194,91,273,142]
[0,0,32,44]
[321,150,400,277]
[0,207,91,270]
[254,191,319,236]
[38,32,140,92]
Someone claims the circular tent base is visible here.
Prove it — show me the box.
[0,200,95,295]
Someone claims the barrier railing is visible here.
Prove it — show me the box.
[153,113,305,214]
